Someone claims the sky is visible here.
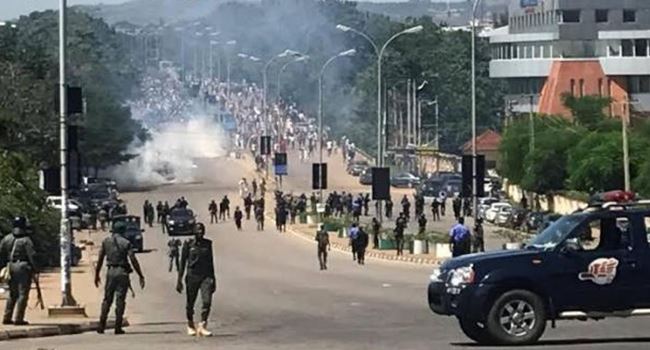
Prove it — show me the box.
[2,0,427,21]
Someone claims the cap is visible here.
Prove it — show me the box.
[12,216,27,229]
[112,221,127,234]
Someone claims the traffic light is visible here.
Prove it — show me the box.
[462,155,485,198]
[312,163,327,190]
[371,167,390,200]
[260,136,271,155]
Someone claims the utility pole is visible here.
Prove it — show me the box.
[58,0,78,310]
[623,99,631,192]
[406,79,411,146]
[529,94,535,152]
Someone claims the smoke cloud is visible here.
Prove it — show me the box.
[108,115,227,189]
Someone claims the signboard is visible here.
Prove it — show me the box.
[274,153,288,176]
[316,203,326,214]
[520,0,538,7]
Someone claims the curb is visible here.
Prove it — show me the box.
[0,319,129,341]
[275,217,440,266]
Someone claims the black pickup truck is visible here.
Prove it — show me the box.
[428,193,650,345]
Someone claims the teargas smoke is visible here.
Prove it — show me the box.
[107,71,228,188]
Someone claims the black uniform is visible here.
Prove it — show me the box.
[178,237,216,327]
[354,228,369,265]
[95,222,145,334]
[234,208,243,231]
[315,229,330,270]
[0,225,37,325]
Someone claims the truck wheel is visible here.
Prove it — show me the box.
[458,317,493,344]
[485,289,546,345]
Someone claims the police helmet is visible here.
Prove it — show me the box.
[112,221,127,234]
[13,216,27,229]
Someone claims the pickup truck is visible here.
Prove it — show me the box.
[428,192,650,345]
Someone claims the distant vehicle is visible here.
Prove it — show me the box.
[495,206,514,226]
[359,169,373,185]
[391,172,421,188]
[46,196,81,212]
[443,178,462,196]
[477,197,499,219]
[112,215,145,252]
[347,160,369,177]
[418,179,444,201]
[167,208,196,236]
[506,208,529,229]
[485,202,512,223]
[217,112,237,133]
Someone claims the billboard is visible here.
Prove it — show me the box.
[521,0,538,7]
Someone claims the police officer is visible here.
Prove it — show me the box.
[177,223,216,337]
[95,221,146,334]
[0,217,37,325]
[449,217,471,257]
[315,224,330,270]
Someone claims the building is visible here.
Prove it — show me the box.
[489,0,650,118]
[461,130,502,169]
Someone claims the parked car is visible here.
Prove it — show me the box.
[112,215,145,252]
[167,208,197,236]
[359,169,373,185]
[485,202,512,223]
[477,197,499,219]
[391,172,421,188]
[443,179,462,197]
[495,206,514,226]
[346,160,369,176]
[46,196,81,212]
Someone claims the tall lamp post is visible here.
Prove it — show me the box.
[340,24,422,221]
[262,49,302,127]
[277,55,309,101]
[470,0,483,221]
[59,0,77,308]
[318,49,357,201]
[224,40,237,97]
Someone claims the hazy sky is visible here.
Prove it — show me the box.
[1,0,426,21]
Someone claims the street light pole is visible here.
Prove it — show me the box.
[529,94,535,153]
[376,25,423,221]
[277,56,308,101]
[471,0,483,221]
[318,49,356,202]
[59,0,77,307]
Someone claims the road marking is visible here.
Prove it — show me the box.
[382,283,392,288]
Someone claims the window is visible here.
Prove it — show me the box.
[595,9,609,23]
[622,39,634,57]
[562,10,581,23]
[624,10,636,23]
[635,39,648,57]
[641,76,650,93]
[570,79,576,96]
[572,217,631,252]
[579,79,585,97]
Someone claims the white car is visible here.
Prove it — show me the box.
[477,197,499,219]
[484,202,511,223]
[495,206,513,226]
[46,196,81,211]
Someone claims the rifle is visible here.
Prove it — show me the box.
[32,274,44,310]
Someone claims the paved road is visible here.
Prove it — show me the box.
[8,154,650,350]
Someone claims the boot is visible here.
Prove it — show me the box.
[187,321,197,336]
[197,321,212,337]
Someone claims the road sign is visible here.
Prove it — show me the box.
[274,152,288,176]
[316,203,326,213]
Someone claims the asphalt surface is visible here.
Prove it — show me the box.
[8,153,650,350]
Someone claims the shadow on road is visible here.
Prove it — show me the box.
[453,337,650,347]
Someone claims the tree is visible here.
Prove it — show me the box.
[567,131,644,192]
[562,94,612,130]
[497,119,529,185]
[0,152,60,267]
[520,117,582,193]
